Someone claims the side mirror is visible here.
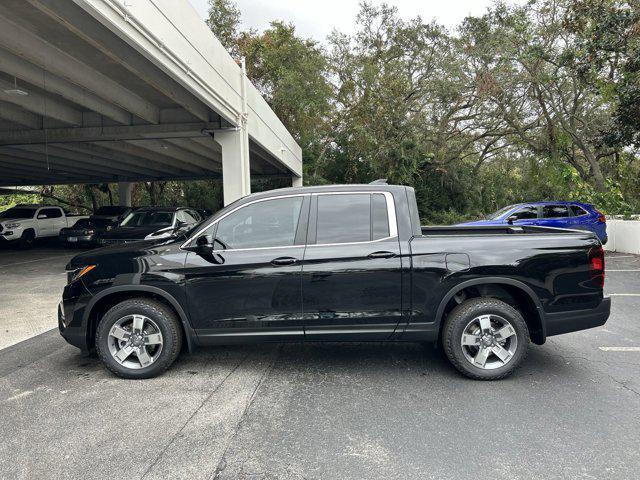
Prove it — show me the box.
[175,220,188,230]
[507,215,517,225]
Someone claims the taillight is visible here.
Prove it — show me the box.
[589,246,605,288]
[596,210,606,223]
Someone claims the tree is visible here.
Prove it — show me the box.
[206,0,242,56]
[566,0,640,148]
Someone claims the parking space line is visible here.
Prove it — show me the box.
[607,270,640,272]
[0,255,67,268]
[599,347,640,352]
[606,255,638,259]
[608,294,640,297]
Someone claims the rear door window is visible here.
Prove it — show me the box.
[316,194,371,244]
[372,194,390,240]
[543,205,570,218]
[40,208,62,219]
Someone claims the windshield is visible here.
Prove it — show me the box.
[120,211,174,227]
[0,208,36,219]
[486,205,516,220]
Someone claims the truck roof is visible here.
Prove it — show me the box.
[247,184,409,200]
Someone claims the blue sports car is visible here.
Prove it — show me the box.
[460,201,608,244]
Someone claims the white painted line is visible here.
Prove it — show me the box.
[0,255,67,268]
[607,255,638,259]
[608,294,640,297]
[607,270,640,272]
[599,347,640,352]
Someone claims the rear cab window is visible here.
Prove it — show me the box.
[313,193,394,244]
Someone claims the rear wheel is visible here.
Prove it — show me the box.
[442,298,529,380]
[96,299,182,379]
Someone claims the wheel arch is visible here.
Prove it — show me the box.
[83,286,196,352]
[436,277,546,345]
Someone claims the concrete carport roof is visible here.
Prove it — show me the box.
[0,0,303,205]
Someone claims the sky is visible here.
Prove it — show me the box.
[186,0,526,42]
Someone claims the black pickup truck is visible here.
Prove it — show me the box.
[59,184,610,380]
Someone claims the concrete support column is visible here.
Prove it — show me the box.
[292,176,303,188]
[118,181,133,207]
[216,128,251,206]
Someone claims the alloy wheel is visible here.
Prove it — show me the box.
[460,314,518,370]
[107,314,163,370]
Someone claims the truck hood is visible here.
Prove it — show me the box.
[0,217,31,224]
[65,236,181,270]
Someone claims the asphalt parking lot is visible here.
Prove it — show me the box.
[1,247,639,480]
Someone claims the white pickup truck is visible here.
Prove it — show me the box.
[0,205,88,248]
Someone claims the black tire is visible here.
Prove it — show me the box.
[19,229,35,249]
[95,298,183,379]
[442,297,529,380]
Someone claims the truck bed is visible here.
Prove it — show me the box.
[420,225,587,236]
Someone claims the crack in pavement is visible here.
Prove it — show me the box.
[211,346,282,480]
[140,353,250,480]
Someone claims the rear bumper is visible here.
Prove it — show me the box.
[545,297,611,337]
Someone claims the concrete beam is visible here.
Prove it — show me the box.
[94,140,204,175]
[0,156,101,181]
[0,122,221,146]
[125,139,220,172]
[0,47,131,125]
[0,13,159,123]
[165,138,222,164]
[0,101,42,129]
[54,143,187,177]
[0,149,127,179]
[9,144,159,178]
[27,0,210,122]
[216,128,250,206]
[0,78,83,125]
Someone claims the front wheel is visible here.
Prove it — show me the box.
[442,298,529,380]
[95,298,182,379]
[19,230,35,249]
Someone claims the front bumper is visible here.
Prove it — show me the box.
[545,297,611,337]
[58,280,94,351]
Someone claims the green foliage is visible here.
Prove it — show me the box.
[17,0,640,224]
[0,192,40,212]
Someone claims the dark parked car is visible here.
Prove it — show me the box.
[59,218,114,247]
[91,205,132,223]
[96,207,202,246]
[60,184,610,380]
[460,201,608,244]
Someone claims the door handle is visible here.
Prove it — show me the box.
[368,251,396,259]
[271,257,298,266]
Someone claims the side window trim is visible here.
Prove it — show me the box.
[182,194,309,252]
[308,191,398,247]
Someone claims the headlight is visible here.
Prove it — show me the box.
[67,265,97,283]
[5,222,21,228]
